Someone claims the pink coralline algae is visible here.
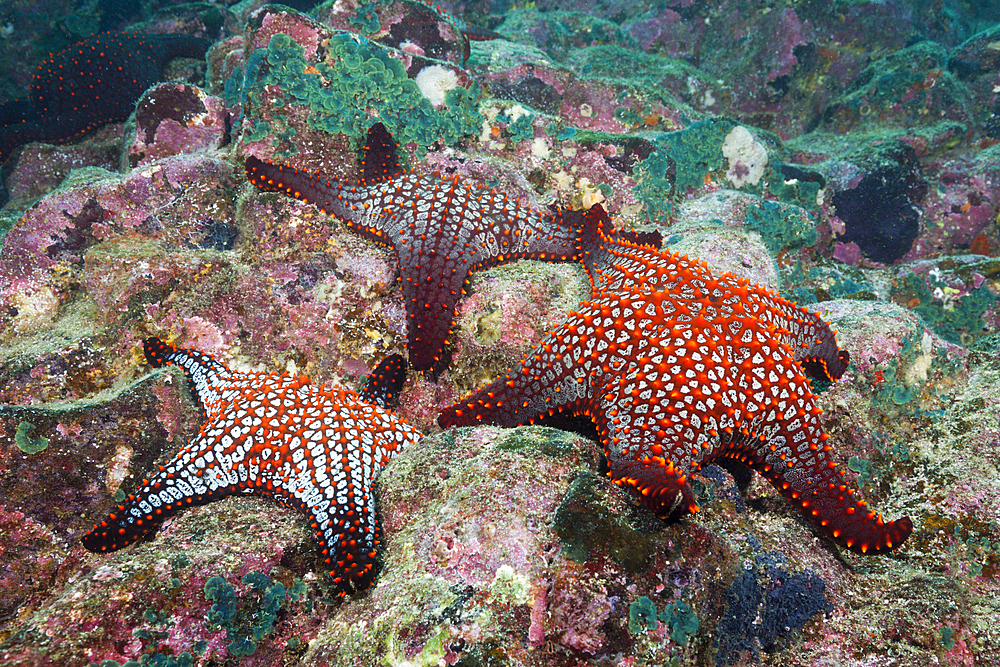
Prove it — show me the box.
[1,154,236,297]
[126,83,229,169]
[532,558,614,654]
[1,0,1000,665]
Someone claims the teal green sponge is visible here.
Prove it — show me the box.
[628,596,660,634]
[659,600,700,646]
[742,200,817,256]
[15,421,49,454]
[203,572,302,658]
[633,118,737,223]
[895,272,996,346]
[241,31,482,158]
[938,625,956,650]
[204,576,238,627]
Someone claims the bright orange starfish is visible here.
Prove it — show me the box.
[83,338,420,595]
[440,214,911,554]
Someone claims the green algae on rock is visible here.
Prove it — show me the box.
[238,13,483,160]
[14,420,48,454]
[2,0,1000,664]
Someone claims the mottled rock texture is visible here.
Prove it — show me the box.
[0,1,998,665]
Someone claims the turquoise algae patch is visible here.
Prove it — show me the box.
[348,0,381,35]
[628,596,659,633]
[893,270,998,346]
[634,118,738,223]
[240,31,483,157]
[204,572,306,658]
[495,106,536,145]
[15,420,49,454]
[628,595,700,646]
[660,600,700,646]
[742,200,817,256]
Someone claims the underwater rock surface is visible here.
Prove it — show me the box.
[0,0,999,665]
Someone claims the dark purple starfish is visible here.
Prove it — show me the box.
[0,31,210,164]
[246,123,596,373]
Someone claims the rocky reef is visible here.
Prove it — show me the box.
[0,0,998,665]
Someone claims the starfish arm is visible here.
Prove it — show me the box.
[245,156,359,224]
[606,385,913,555]
[297,425,393,597]
[438,308,600,429]
[696,322,910,554]
[584,235,850,383]
[575,205,663,285]
[81,371,312,552]
[398,255,469,372]
[274,400,420,595]
[592,340,718,522]
[758,447,914,554]
[471,202,582,269]
[694,338,912,555]
[605,429,702,522]
[144,337,239,418]
[360,123,404,182]
[81,429,243,552]
[360,353,408,409]
[610,461,701,520]
[743,286,851,381]
[710,421,914,554]
[581,235,845,389]
[309,490,386,597]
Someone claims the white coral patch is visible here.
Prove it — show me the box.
[722,125,768,188]
[530,136,550,159]
[415,65,459,107]
[10,285,61,334]
[106,445,134,493]
[576,177,606,209]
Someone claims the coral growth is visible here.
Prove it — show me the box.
[0,0,999,665]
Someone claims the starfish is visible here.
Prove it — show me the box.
[0,31,210,164]
[439,214,912,554]
[245,122,593,373]
[82,338,421,596]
